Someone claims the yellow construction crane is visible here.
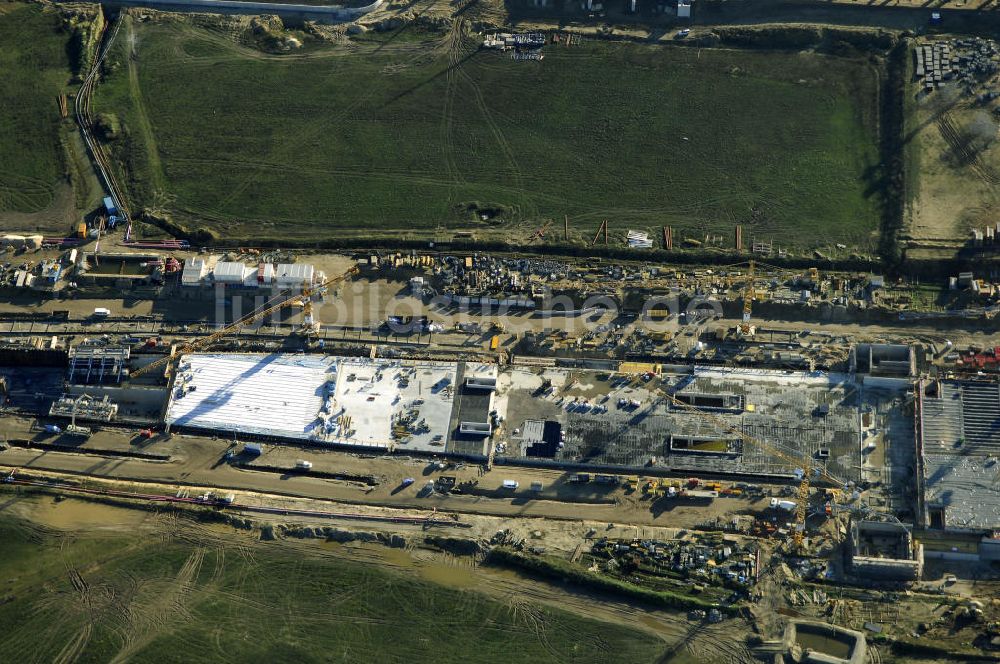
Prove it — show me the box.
[131,267,357,379]
[731,259,819,339]
[653,382,844,551]
[738,259,756,338]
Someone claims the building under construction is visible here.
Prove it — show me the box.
[164,353,495,452]
[916,378,1000,543]
[68,345,130,384]
[849,519,924,581]
[158,353,912,491]
[49,394,119,423]
[498,365,911,485]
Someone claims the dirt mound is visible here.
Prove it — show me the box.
[280,524,407,548]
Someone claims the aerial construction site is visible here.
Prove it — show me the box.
[2,241,1000,663]
[6,0,1000,662]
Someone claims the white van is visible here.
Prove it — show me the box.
[92,307,110,318]
[501,480,519,490]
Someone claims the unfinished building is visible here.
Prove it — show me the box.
[76,252,163,286]
[48,394,119,422]
[157,354,914,491]
[497,365,912,484]
[849,520,923,581]
[164,353,495,453]
[68,346,130,384]
[917,378,1000,542]
[850,343,915,378]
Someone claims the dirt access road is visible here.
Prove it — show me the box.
[0,414,775,531]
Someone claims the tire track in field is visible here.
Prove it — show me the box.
[205,34,452,214]
[127,21,397,215]
[511,597,567,663]
[126,19,168,195]
[167,157,577,208]
[454,37,528,211]
[209,53,404,213]
[439,18,465,194]
[937,111,1000,185]
[109,547,205,664]
[0,170,57,212]
[52,623,92,664]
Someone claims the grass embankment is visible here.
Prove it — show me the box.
[0,512,666,663]
[95,18,882,250]
[489,547,738,615]
[0,4,76,214]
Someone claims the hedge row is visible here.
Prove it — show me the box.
[487,547,737,615]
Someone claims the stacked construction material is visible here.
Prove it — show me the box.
[627,230,653,248]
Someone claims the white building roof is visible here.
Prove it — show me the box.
[167,354,336,439]
[181,257,208,286]
[241,263,278,287]
[275,263,314,286]
[213,261,248,284]
[164,353,467,452]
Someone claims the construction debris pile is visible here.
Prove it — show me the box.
[482,32,546,60]
[588,533,760,594]
[626,230,653,249]
[916,38,1000,94]
[433,254,567,304]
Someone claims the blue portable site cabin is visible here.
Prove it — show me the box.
[103,196,118,217]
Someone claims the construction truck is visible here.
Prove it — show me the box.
[65,424,91,439]
[679,489,718,500]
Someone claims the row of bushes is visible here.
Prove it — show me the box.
[487,547,737,615]
[877,41,909,268]
[62,7,105,77]
[706,25,898,52]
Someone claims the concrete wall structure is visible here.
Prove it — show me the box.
[849,520,923,581]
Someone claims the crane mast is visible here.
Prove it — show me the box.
[739,259,755,337]
[131,267,357,379]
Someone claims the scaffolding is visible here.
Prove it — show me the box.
[49,394,118,422]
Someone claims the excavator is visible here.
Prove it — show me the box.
[130,267,357,380]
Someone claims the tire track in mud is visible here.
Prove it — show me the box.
[687,623,757,664]
[937,112,1000,185]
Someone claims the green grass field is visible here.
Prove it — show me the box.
[95,18,881,248]
[0,507,666,663]
[0,4,75,214]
